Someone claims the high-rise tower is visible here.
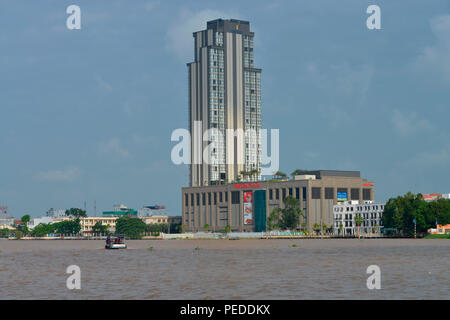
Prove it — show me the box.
[188,19,262,187]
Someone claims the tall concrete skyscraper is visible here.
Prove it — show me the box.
[188,19,262,187]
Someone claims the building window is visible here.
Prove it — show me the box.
[185,194,188,206]
[220,192,223,203]
[196,193,200,206]
[276,189,279,200]
[231,191,240,204]
[289,188,293,196]
[269,189,273,200]
[351,188,360,200]
[225,192,228,202]
[325,188,334,199]
[296,188,300,199]
[312,187,321,199]
[363,188,371,200]
[208,193,211,205]
[202,193,206,206]
[302,187,307,200]
[214,192,217,205]
[282,188,286,200]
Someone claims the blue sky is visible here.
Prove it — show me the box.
[0,0,449,218]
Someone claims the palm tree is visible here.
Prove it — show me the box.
[250,168,260,181]
[354,214,364,239]
[273,171,287,180]
[313,223,321,236]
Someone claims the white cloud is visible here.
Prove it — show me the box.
[166,9,239,61]
[36,166,82,182]
[416,15,450,84]
[99,138,130,158]
[391,109,432,137]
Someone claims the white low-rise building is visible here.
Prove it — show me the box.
[333,200,385,237]
[28,217,54,230]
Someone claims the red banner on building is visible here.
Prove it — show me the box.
[243,191,253,225]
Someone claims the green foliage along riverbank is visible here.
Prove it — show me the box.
[383,192,450,236]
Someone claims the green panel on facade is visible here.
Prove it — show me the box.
[254,190,267,232]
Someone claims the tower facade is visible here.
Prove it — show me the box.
[188,19,262,187]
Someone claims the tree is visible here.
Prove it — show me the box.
[181,224,186,233]
[301,222,307,231]
[145,223,171,236]
[267,208,281,231]
[65,208,87,218]
[240,170,250,181]
[313,223,321,235]
[382,192,450,236]
[250,169,260,181]
[20,215,31,234]
[204,224,210,232]
[354,214,364,238]
[224,224,231,233]
[92,222,109,235]
[273,171,288,180]
[280,196,302,230]
[269,196,303,230]
[115,216,146,239]
[31,223,55,237]
[425,198,450,226]
[291,169,308,178]
[21,214,30,225]
[54,219,81,235]
[0,228,14,238]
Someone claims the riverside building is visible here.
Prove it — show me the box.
[188,19,262,187]
[182,170,375,233]
[332,200,385,237]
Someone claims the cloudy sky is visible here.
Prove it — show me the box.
[0,0,449,218]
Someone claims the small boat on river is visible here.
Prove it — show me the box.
[105,234,127,249]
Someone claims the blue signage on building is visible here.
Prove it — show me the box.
[337,192,348,201]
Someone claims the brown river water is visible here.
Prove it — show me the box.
[0,239,448,299]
